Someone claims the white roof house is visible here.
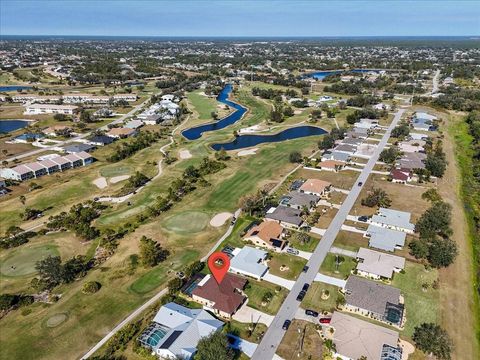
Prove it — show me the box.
[229,246,269,280]
[138,302,224,360]
[325,312,402,360]
[370,208,415,233]
[366,225,407,252]
[356,248,405,279]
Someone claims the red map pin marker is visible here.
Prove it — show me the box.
[208,252,230,284]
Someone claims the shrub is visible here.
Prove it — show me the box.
[82,281,101,294]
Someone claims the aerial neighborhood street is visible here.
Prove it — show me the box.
[0,2,479,360]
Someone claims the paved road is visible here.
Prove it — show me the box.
[6,97,151,162]
[251,108,405,360]
[431,69,441,95]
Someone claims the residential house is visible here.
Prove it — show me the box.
[63,143,96,154]
[344,276,404,326]
[243,221,287,251]
[299,179,332,197]
[356,248,405,280]
[0,165,34,181]
[42,125,71,137]
[51,156,72,171]
[138,302,224,360]
[37,159,60,174]
[370,208,415,233]
[265,206,303,229]
[398,139,425,153]
[334,144,357,155]
[279,191,320,211]
[24,104,77,115]
[87,135,115,146]
[229,246,269,280]
[341,137,363,146]
[107,127,137,138]
[397,152,426,170]
[316,160,346,172]
[24,162,48,178]
[390,168,412,184]
[191,273,247,318]
[63,154,84,168]
[322,151,352,163]
[324,312,402,360]
[124,119,144,129]
[365,225,407,252]
[12,133,44,143]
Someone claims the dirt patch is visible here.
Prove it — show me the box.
[209,212,232,227]
[399,339,415,360]
[92,177,107,189]
[109,175,130,184]
[237,148,258,157]
[179,149,192,159]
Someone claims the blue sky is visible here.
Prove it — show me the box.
[1,0,479,36]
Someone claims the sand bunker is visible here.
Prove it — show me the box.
[93,177,107,189]
[179,149,192,159]
[110,175,130,184]
[209,212,233,227]
[237,148,258,157]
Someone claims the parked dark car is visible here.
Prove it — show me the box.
[358,215,368,222]
[282,319,291,330]
[358,181,363,186]
[302,265,309,273]
[305,309,319,317]
[296,290,306,301]
[302,283,310,292]
[319,317,331,324]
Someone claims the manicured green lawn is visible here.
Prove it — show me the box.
[392,261,440,338]
[0,243,59,277]
[268,252,307,281]
[244,280,288,316]
[320,253,356,279]
[187,91,223,122]
[301,282,343,315]
[162,211,210,234]
[218,215,257,250]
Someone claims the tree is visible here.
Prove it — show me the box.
[167,277,184,295]
[194,331,234,360]
[139,236,169,267]
[215,148,230,161]
[379,147,400,164]
[427,237,457,268]
[211,111,219,120]
[289,151,302,163]
[412,323,453,360]
[415,201,452,240]
[425,153,447,178]
[82,281,101,294]
[361,188,391,208]
[421,188,442,203]
[19,195,26,205]
[318,134,335,150]
[35,255,63,288]
[391,122,410,138]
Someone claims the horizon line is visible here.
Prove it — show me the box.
[1,34,479,38]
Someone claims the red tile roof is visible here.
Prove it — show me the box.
[192,273,247,315]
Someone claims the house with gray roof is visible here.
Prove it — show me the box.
[334,143,357,155]
[229,246,268,280]
[138,302,224,360]
[63,143,96,154]
[324,312,402,360]
[365,224,407,252]
[321,150,351,162]
[370,208,415,233]
[265,206,303,229]
[344,276,404,326]
[279,191,319,211]
[356,248,405,280]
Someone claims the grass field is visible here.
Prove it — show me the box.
[244,280,288,316]
[320,253,356,279]
[0,243,59,277]
[277,320,323,360]
[162,211,210,234]
[301,283,344,314]
[268,252,307,281]
[392,261,439,338]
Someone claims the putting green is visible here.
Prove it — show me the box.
[0,244,59,277]
[46,313,68,328]
[163,211,210,233]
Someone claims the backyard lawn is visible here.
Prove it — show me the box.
[244,280,288,316]
[277,320,323,360]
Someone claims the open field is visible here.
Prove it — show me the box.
[319,253,356,279]
[268,252,307,281]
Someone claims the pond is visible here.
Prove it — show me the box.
[181,84,247,140]
[0,85,33,92]
[0,119,30,133]
[211,125,327,151]
[305,69,379,80]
